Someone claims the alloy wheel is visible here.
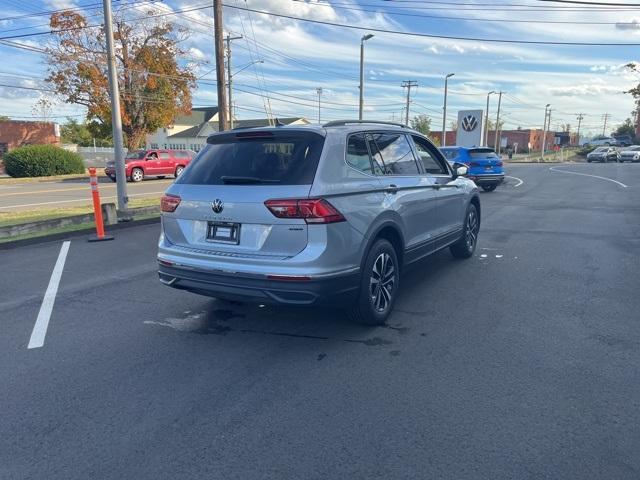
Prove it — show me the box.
[369,252,395,313]
[465,209,479,251]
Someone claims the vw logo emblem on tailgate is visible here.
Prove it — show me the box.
[211,199,224,213]
[462,115,478,132]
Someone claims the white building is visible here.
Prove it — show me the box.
[145,106,310,152]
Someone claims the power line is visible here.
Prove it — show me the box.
[293,0,640,25]
[224,4,640,46]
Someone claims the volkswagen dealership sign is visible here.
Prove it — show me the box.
[456,110,484,147]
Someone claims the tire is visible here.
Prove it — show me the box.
[130,168,144,183]
[175,165,184,178]
[481,184,497,192]
[348,239,400,326]
[450,203,480,259]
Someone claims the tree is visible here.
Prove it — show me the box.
[560,123,571,133]
[614,118,635,137]
[485,118,505,131]
[32,96,54,122]
[0,115,9,121]
[410,114,432,135]
[449,120,458,131]
[45,7,196,149]
[60,117,112,146]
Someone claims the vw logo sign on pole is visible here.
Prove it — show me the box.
[456,110,484,147]
[211,199,224,213]
[462,115,478,132]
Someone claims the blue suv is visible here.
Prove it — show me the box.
[440,146,504,192]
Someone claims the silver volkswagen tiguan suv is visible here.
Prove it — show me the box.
[158,121,480,325]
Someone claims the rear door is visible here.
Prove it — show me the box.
[158,150,174,174]
[367,131,438,251]
[162,130,325,258]
[410,135,465,240]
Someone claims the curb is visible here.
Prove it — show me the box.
[0,216,160,250]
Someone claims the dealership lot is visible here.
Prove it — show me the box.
[1,163,640,479]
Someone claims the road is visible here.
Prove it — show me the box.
[1,163,639,479]
[0,176,172,211]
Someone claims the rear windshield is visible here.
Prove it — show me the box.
[469,148,498,158]
[177,131,325,185]
[440,149,459,160]
[593,147,608,152]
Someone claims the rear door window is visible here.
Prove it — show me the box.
[369,133,420,175]
[411,135,448,175]
[346,133,373,175]
[177,131,325,185]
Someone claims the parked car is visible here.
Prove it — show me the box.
[439,146,504,192]
[105,149,196,182]
[157,121,480,325]
[586,136,617,147]
[613,134,633,147]
[619,145,640,163]
[586,146,620,163]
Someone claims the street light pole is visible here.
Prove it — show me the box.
[358,34,374,121]
[541,104,550,160]
[442,73,454,147]
[225,34,242,129]
[485,90,495,146]
[316,87,323,123]
[494,91,503,152]
[102,0,128,215]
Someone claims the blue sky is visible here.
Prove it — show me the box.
[1,0,640,137]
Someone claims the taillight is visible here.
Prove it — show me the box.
[161,194,181,212]
[264,198,345,224]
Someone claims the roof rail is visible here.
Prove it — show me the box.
[322,120,409,128]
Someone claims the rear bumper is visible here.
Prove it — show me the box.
[157,263,359,306]
[468,174,504,185]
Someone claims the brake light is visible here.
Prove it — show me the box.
[265,198,345,224]
[496,161,503,167]
[161,194,181,212]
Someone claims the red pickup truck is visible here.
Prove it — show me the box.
[105,149,196,182]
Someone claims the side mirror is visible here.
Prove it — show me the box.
[452,162,468,178]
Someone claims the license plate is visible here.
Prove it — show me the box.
[206,222,240,244]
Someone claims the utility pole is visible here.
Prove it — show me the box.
[316,87,322,123]
[213,0,228,132]
[402,80,418,126]
[493,91,503,152]
[601,113,610,136]
[225,34,242,129]
[442,73,454,147]
[485,91,495,146]
[576,113,584,146]
[358,34,374,120]
[102,0,128,215]
[541,104,550,160]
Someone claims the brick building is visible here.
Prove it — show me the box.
[0,120,60,158]
[430,128,555,152]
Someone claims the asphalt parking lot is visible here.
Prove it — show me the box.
[1,163,640,479]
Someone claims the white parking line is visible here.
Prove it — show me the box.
[27,241,70,349]
[549,166,628,188]
[505,175,524,187]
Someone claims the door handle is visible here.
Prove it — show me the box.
[386,184,398,194]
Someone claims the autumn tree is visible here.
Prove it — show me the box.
[45,7,196,149]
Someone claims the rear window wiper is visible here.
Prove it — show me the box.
[220,176,281,184]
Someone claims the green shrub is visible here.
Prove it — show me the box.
[4,145,85,177]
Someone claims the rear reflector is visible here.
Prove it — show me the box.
[264,198,345,224]
[267,274,311,282]
[158,259,174,267]
[161,194,181,212]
